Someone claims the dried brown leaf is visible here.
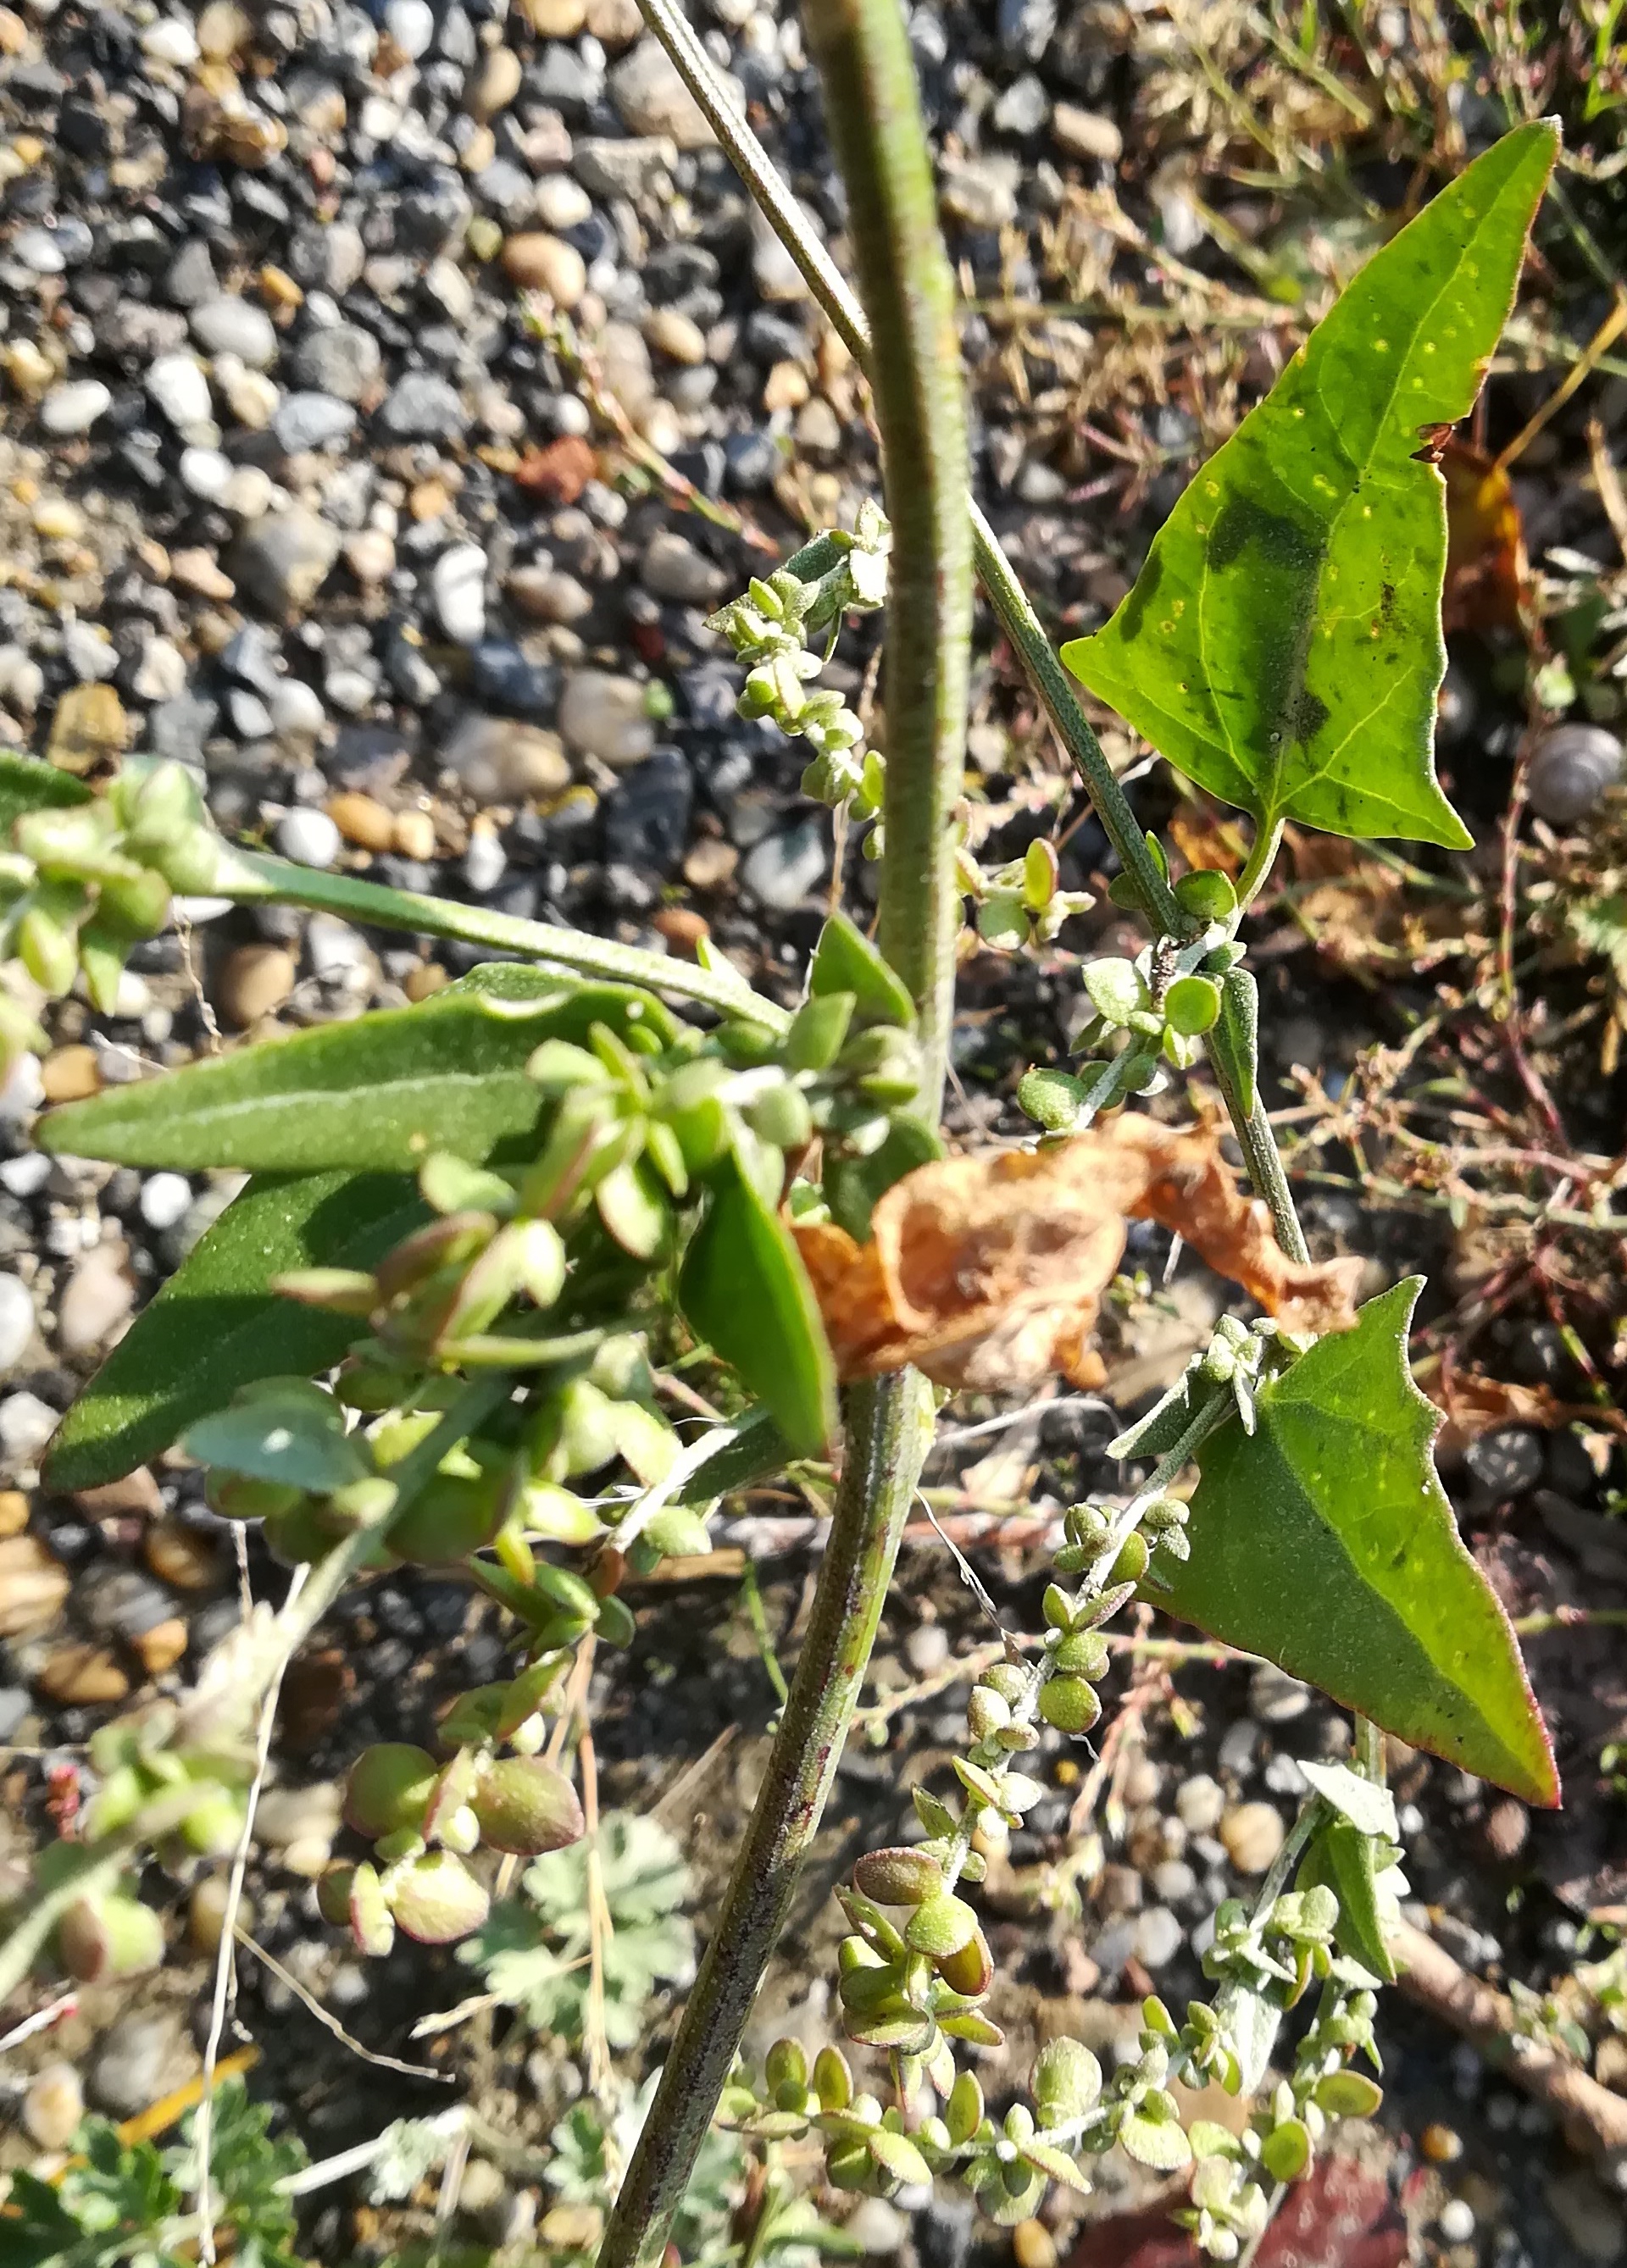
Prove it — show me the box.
[794,1117,1363,1391]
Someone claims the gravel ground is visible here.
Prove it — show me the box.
[2,0,1627,2263]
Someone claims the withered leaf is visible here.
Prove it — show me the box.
[795,1117,1363,1392]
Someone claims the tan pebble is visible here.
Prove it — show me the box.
[818,327,853,384]
[189,1871,246,1954]
[38,1642,129,1705]
[404,961,450,1001]
[10,474,38,506]
[23,2061,82,2151]
[219,943,297,1028]
[762,359,809,413]
[1012,2222,1055,2268]
[500,232,586,307]
[41,1044,100,1102]
[344,528,395,583]
[518,0,586,30]
[0,1489,28,1538]
[169,548,236,601]
[144,1513,220,1592]
[73,1469,162,1519]
[408,478,450,524]
[541,2205,603,2251]
[466,43,522,119]
[392,807,437,862]
[0,9,29,54]
[682,837,738,890]
[1219,1801,1285,1876]
[458,123,497,175]
[0,1533,69,1639]
[197,0,249,56]
[585,0,642,38]
[652,907,708,956]
[132,1616,189,1676]
[47,682,126,773]
[1420,2122,1463,2165]
[32,496,83,541]
[258,263,303,311]
[58,1249,135,1353]
[644,308,707,366]
[1485,1798,1528,1859]
[327,791,395,852]
[1052,102,1122,164]
[281,1832,336,1878]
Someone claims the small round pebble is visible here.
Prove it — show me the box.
[904,1621,949,1677]
[0,1274,33,1374]
[24,2062,84,2149]
[1437,2200,1474,2243]
[1219,1801,1286,1876]
[275,807,342,869]
[41,380,112,435]
[1174,1773,1226,1833]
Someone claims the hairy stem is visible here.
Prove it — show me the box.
[222,851,789,1031]
[633,0,1184,940]
[601,0,969,2257]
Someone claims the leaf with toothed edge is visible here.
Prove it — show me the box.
[1063,123,1558,846]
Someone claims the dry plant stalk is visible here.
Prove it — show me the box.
[795,1117,1363,1390]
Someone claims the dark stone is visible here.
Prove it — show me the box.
[602,747,693,873]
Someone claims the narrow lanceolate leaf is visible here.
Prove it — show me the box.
[679,1151,837,1458]
[0,751,91,835]
[37,967,677,1173]
[1063,122,1558,846]
[43,1171,422,1490]
[1152,1278,1558,1805]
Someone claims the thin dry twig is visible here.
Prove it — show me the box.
[233,1927,453,2083]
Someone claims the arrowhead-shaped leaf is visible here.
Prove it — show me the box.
[679,1151,837,1457]
[1063,122,1558,846]
[1151,1278,1558,1805]
[43,1170,422,1490]
[37,966,677,1173]
[0,751,91,835]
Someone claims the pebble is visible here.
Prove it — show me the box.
[1528,723,1622,826]
[741,816,827,908]
[133,1618,189,1675]
[905,1621,949,1676]
[1463,1426,1543,1500]
[1133,1905,1182,1969]
[433,543,490,645]
[292,324,381,403]
[1546,2171,1627,2264]
[1436,2201,1474,2243]
[145,1514,221,1592]
[274,392,358,453]
[275,807,342,869]
[146,352,213,430]
[233,507,341,618]
[58,1247,135,1353]
[444,714,571,801]
[23,2062,83,2150]
[0,1533,70,1639]
[254,1780,342,1875]
[0,1273,32,1373]
[191,294,279,369]
[1421,2121,1463,2164]
[91,2012,190,2118]
[376,370,468,441]
[0,1390,57,1463]
[42,1045,101,1102]
[1219,1802,1286,1876]
[502,232,587,307]
[464,829,508,893]
[467,44,523,119]
[559,670,656,768]
[139,1173,194,1233]
[189,1872,240,1955]
[610,36,718,144]
[39,1642,130,1705]
[385,0,435,55]
[1248,1663,1312,1724]
[329,792,397,852]
[685,838,739,889]
[41,380,112,435]
[219,943,297,1026]
[844,2199,909,2257]
[1012,2222,1056,2268]
[1052,103,1123,162]
[642,530,727,604]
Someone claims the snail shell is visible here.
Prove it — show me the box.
[1527,723,1623,826]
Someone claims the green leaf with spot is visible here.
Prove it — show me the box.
[44,1171,423,1490]
[36,966,677,1173]
[1063,122,1558,846]
[1151,1278,1558,1805]
[0,751,91,837]
[679,1150,836,1457]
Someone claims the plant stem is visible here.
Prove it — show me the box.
[1235,818,1285,910]
[602,0,967,2256]
[632,0,1185,940]
[222,851,790,1031]
[597,1372,936,2268]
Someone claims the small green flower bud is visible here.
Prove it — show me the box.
[1111,1532,1150,1584]
[854,1847,945,1906]
[1038,1676,1102,1735]
[345,1744,439,1839]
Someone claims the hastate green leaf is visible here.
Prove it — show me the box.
[1063,123,1558,846]
[0,751,92,836]
[37,967,677,1173]
[44,1171,422,1490]
[1152,1278,1557,1805]
[679,1151,837,1458]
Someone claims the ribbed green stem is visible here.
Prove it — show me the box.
[598,3,969,2260]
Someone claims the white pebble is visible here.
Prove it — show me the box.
[1437,2200,1474,2243]
[41,380,112,435]
[142,14,199,62]
[0,1053,43,1123]
[269,679,325,738]
[275,807,342,868]
[0,1154,49,1196]
[222,466,276,518]
[146,352,213,430]
[0,1390,57,1461]
[0,1273,34,1374]
[432,542,489,645]
[59,1249,135,1352]
[463,832,508,893]
[385,0,435,53]
[1174,1773,1225,1834]
[904,1622,948,1676]
[180,445,233,501]
[139,1173,194,1233]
